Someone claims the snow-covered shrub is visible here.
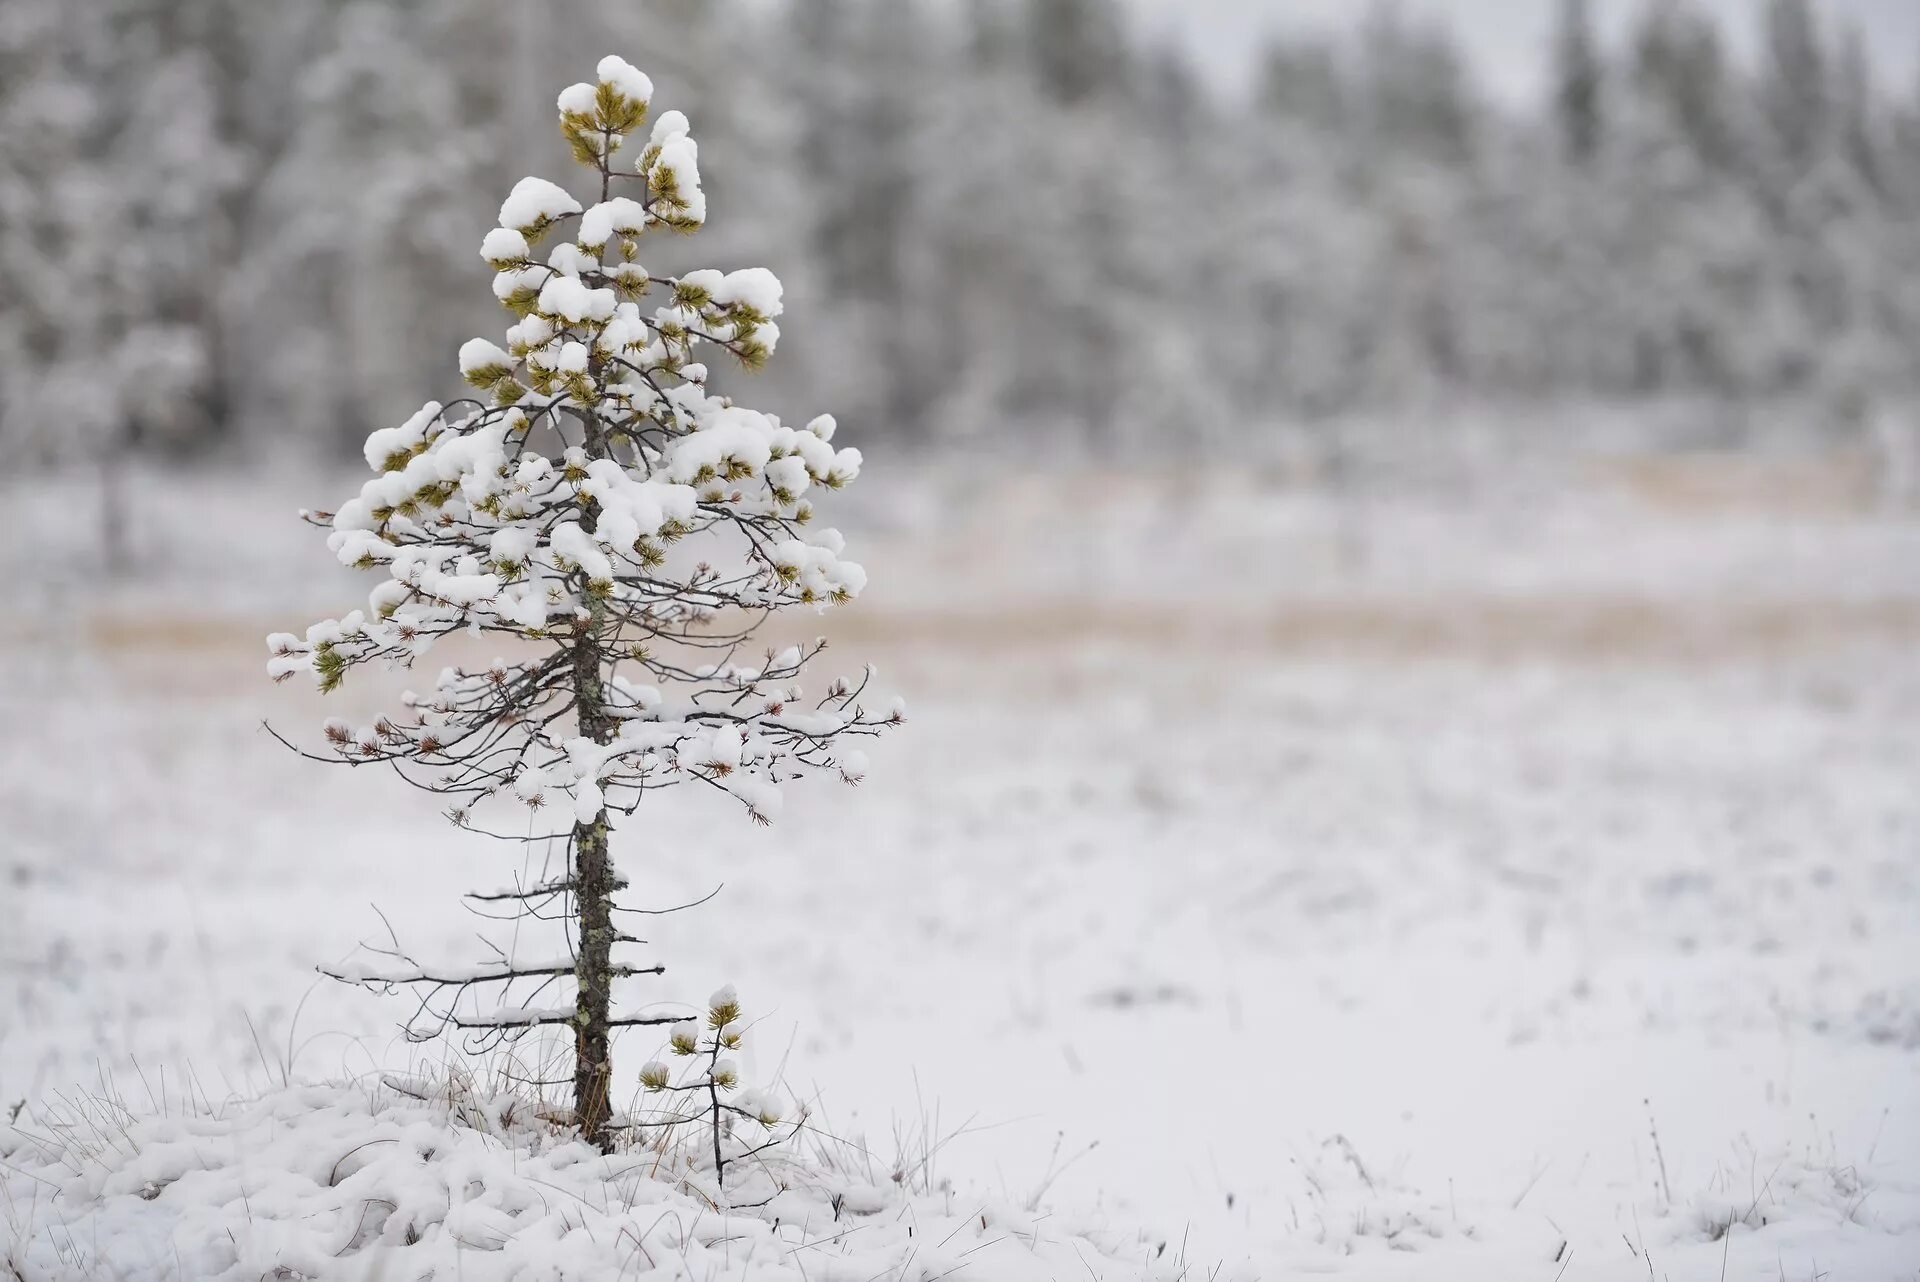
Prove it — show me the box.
[267,53,899,1152]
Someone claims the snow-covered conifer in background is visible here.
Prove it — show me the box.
[1553,0,1604,165]
[10,0,1920,477]
[267,53,899,1152]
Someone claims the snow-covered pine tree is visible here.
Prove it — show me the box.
[267,53,898,1151]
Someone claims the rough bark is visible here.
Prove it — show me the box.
[571,798,615,1148]
[571,407,617,1151]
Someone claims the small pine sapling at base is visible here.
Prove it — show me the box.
[636,985,793,1186]
[266,54,899,1152]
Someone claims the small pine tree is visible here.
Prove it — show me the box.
[637,984,791,1185]
[267,53,899,1151]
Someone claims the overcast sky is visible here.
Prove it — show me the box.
[1122,0,1920,105]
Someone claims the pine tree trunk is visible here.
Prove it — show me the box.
[571,597,617,1149]
[571,807,615,1149]
[572,408,617,1152]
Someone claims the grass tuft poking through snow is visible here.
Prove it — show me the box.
[0,1075,1181,1282]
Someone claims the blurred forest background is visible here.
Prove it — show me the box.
[5,0,1920,486]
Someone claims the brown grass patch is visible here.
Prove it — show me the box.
[1595,450,1884,516]
[60,594,1920,684]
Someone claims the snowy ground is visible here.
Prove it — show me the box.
[4,445,1920,1279]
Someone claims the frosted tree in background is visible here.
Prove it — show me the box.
[11,0,1920,471]
[1760,0,1830,175]
[1553,0,1603,165]
[1630,2,1737,173]
[0,0,240,568]
[267,54,898,1150]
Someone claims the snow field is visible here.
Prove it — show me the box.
[1,1076,1173,1282]
[3,462,1918,1278]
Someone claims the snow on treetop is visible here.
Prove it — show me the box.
[649,110,690,148]
[596,55,653,106]
[497,176,580,234]
[679,266,784,318]
[738,1088,784,1125]
[579,196,646,247]
[643,112,705,229]
[270,52,895,837]
[537,273,615,324]
[457,338,512,377]
[479,227,529,266]
[361,400,442,473]
[555,81,600,118]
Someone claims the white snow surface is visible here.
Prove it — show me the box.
[497,177,581,233]
[0,1080,1167,1281]
[595,55,653,107]
[4,446,1920,1279]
